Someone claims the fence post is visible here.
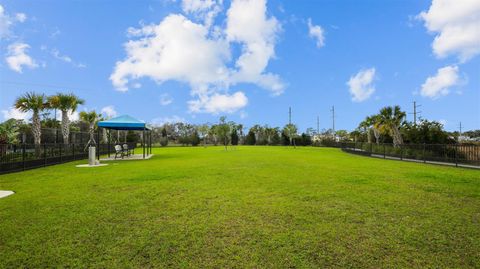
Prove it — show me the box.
[455,144,458,167]
[44,143,47,167]
[383,143,386,159]
[423,143,426,163]
[22,143,26,171]
[59,143,62,163]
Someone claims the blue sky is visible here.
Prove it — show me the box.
[1,0,479,132]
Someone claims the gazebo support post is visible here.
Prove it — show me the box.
[97,127,101,160]
[149,130,152,155]
[143,127,146,159]
[107,129,111,158]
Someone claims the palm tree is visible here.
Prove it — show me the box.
[377,106,406,147]
[48,93,84,144]
[358,118,372,143]
[15,92,49,151]
[282,123,298,148]
[79,110,99,148]
[264,126,278,145]
[250,124,263,145]
[0,119,20,156]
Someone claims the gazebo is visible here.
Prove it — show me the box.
[97,115,152,160]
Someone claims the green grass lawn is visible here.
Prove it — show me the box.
[1,146,479,268]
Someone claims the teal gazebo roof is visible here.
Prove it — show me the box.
[98,115,150,130]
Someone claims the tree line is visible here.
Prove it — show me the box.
[1,92,479,149]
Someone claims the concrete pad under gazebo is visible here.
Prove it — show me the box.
[97,115,153,160]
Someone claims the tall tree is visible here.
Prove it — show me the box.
[15,92,50,150]
[79,111,100,148]
[48,93,84,144]
[358,118,372,143]
[197,123,210,147]
[282,123,298,148]
[367,115,381,144]
[250,125,263,145]
[264,126,278,145]
[209,124,218,146]
[377,106,406,147]
[215,116,231,150]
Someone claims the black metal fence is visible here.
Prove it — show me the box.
[341,142,480,168]
[0,142,137,174]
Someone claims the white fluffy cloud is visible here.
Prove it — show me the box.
[1,107,30,121]
[226,0,283,95]
[181,0,222,28]
[151,115,186,125]
[55,110,80,122]
[307,18,325,48]
[347,68,376,102]
[111,0,282,114]
[418,0,480,62]
[101,105,118,118]
[6,42,38,73]
[421,65,460,98]
[0,5,26,39]
[111,14,230,92]
[188,91,248,113]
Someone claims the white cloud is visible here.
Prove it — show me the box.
[0,5,26,39]
[226,0,284,95]
[181,0,222,28]
[160,93,173,106]
[418,0,480,62]
[347,68,376,102]
[101,105,118,118]
[111,0,283,114]
[52,48,72,63]
[421,65,460,98]
[182,0,216,13]
[5,42,38,73]
[151,115,186,125]
[111,14,230,92]
[438,119,447,126]
[307,18,325,48]
[51,48,86,68]
[188,91,248,113]
[15,13,26,23]
[55,110,80,122]
[1,107,30,121]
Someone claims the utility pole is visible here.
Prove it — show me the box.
[317,116,320,134]
[288,107,292,125]
[331,106,335,134]
[459,122,462,136]
[409,101,422,125]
